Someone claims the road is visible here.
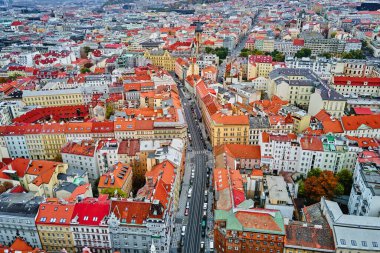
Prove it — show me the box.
[217,11,261,82]
[177,86,208,253]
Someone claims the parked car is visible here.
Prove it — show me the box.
[181,225,186,236]
[185,208,189,216]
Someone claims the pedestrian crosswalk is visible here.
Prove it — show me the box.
[194,150,208,154]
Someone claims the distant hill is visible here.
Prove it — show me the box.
[103,0,134,6]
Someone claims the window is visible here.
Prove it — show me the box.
[373,242,378,247]
[362,241,367,247]
[340,239,346,245]
[351,240,357,246]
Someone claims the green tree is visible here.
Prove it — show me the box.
[320,52,333,59]
[307,168,322,178]
[105,103,115,119]
[336,168,353,195]
[9,73,22,81]
[269,50,285,62]
[330,31,337,38]
[80,68,91,74]
[295,48,312,58]
[53,153,63,162]
[342,50,365,59]
[83,46,92,58]
[100,188,127,198]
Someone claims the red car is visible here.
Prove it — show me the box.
[185,208,189,216]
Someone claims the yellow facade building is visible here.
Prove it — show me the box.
[143,50,177,71]
[36,200,76,253]
[22,88,84,107]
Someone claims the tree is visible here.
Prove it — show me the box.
[100,188,127,198]
[53,153,63,162]
[269,50,285,62]
[9,73,22,81]
[300,170,343,204]
[307,168,322,178]
[0,185,5,194]
[239,48,264,57]
[204,47,229,60]
[83,46,92,58]
[330,31,337,38]
[105,103,115,119]
[80,68,91,74]
[2,181,13,190]
[336,168,353,195]
[341,50,365,59]
[295,48,312,58]
[319,52,332,59]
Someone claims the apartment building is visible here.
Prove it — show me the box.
[70,197,111,253]
[214,208,285,253]
[0,193,43,249]
[348,151,380,217]
[22,88,84,107]
[97,162,133,196]
[331,76,380,97]
[247,55,285,80]
[36,200,76,253]
[143,50,177,71]
[61,140,99,181]
[304,38,345,56]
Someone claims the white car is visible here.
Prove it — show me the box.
[203,203,207,210]
[181,225,186,236]
[187,188,192,198]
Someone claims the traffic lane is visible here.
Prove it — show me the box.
[184,154,206,253]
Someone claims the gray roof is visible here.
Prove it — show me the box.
[0,192,43,217]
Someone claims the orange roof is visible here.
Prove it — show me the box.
[315,109,331,122]
[110,200,151,224]
[26,160,62,186]
[300,136,323,151]
[215,144,261,159]
[346,135,379,148]
[322,119,344,134]
[0,237,45,253]
[211,112,249,125]
[341,114,380,131]
[35,200,75,225]
[98,162,132,190]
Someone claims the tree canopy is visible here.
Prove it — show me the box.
[205,47,229,60]
[299,168,344,204]
[295,48,312,58]
[100,188,127,198]
[341,50,365,59]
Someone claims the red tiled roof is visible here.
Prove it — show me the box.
[333,76,380,86]
[353,107,373,115]
[71,197,110,226]
[322,119,344,134]
[36,200,75,225]
[341,115,380,131]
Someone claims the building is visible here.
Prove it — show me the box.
[304,39,345,56]
[321,197,380,253]
[0,193,43,249]
[97,162,133,196]
[264,176,294,219]
[284,221,335,253]
[331,76,380,98]
[22,88,84,107]
[61,140,99,181]
[0,237,46,253]
[268,68,346,116]
[348,151,380,217]
[35,200,76,253]
[214,208,285,253]
[341,114,380,138]
[214,144,261,173]
[70,196,111,253]
[143,50,177,71]
[247,55,285,80]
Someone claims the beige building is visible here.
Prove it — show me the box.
[143,50,177,71]
[36,200,76,253]
[22,88,84,107]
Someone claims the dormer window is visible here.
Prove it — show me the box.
[93,217,98,221]
[84,216,89,221]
